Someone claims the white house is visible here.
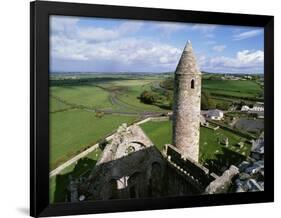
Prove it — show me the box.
[251,102,264,112]
[206,109,224,120]
[241,105,250,111]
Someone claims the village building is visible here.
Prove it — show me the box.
[241,105,250,111]
[206,109,224,120]
[250,102,264,112]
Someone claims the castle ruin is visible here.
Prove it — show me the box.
[66,41,239,202]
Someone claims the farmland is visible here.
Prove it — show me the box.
[50,73,262,171]
[50,97,71,112]
[202,79,263,100]
[50,86,112,109]
[49,72,263,203]
[49,74,168,170]
[50,110,137,170]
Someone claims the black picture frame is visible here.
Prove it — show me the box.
[30,1,274,217]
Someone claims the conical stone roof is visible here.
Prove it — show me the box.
[175,40,201,75]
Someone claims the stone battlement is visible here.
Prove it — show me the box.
[163,144,217,189]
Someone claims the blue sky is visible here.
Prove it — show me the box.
[50,15,264,74]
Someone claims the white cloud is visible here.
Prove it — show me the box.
[51,34,181,69]
[237,50,264,63]
[78,27,120,42]
[212,45,226,52]
[50,16,263,73]
[153,23,186,33]
[51,16,144,43]
[192,24,217,33]
[50,16,182,70]
[233,29,263,40]
[205,33,214,38]
[118,21,144,34]
[192,24,217,38]
[50,16,80,33]
[204,40,216,45]
[198,50,264,73]
[77,21,144,42]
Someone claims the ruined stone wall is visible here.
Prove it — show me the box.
[67,124,206,202]
[165,144,216,190]
[77,146,204,201]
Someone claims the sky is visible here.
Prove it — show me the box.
[50,15,264,74]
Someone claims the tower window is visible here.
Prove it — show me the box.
[191,79,195,89]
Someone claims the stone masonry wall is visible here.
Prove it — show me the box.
[172,42,202,162]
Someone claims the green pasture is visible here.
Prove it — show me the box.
[48,74,259,203]
[50,97,71,112]
[117,83,169,112]
[50,78,169,113]
[50,109,137,170]
[140,120,251,166]
[140,120,172,151]
[202,80,262,98]
[50,85,112,109]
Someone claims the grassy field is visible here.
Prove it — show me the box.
[49,74,261,202]
[199,125,251,161]
[49,76,168,171]
[140,120,172,151]
[50,97,71,112]
[95,78,169,112]
[50,147,102,203]
[50,78,168,113]
[202,80,262,99]
[50,86,112,109]
[117,83,169,112]
[50,109,137,170]
[140,120,251,166]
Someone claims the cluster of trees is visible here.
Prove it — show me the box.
[139,90,160,104]
[159,78,174,90]
[139,89,174,109]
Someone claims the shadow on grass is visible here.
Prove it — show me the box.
[54,158,97,203]
[204,147,246,175]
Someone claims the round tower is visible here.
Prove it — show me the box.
[172,40,201,162]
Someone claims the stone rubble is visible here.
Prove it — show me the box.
[234,160,264,192]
